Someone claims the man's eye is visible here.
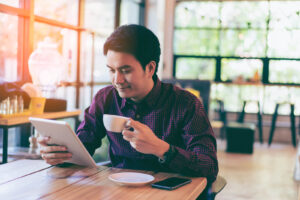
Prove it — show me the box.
[121,70,131,74]
[109,69,115,73]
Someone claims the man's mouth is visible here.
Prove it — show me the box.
[115,85,130,90]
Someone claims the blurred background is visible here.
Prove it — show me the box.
[0,1,300,199]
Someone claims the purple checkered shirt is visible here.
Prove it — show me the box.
[76,78,218,183]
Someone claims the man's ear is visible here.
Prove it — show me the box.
[146,61,156,77]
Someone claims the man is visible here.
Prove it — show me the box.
[38,24,218,184]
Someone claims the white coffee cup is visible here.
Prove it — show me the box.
[103,114,130,132]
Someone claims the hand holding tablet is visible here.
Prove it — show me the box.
[32,114,130,167]
[38,136,72,166]
[30,117,97,168]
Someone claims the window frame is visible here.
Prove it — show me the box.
[173,0,300,87]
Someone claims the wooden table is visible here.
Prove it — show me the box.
[0,159,207,200]
[0,110,81,164]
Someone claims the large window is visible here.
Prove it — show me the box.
[84,0,115,34]
[34,0,79,25]
[0,0,145,118]
[0,0,19,7]
[174,1,300,115]
[0,13,18,82]
[0,0,145,158]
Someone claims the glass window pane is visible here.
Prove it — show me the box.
[290,87,300,115]
[120,0,140,25]
[174,30,219,56]
[239,85,264,112]
[269,2,300,29]
[94,36,110,82]
[84,0,115,34]
[221,59,262,82]
[263,86,292,115]
[214,84,242,112]
[0,13,18,82]
[212,84,264,113]
[56,86,76,110]
[267,30,300,58]
[0,0,19,7]
[221,1,268,28]
[93,85,110,97]
[33,22,78,82]
[80,32,93,83]
[34,0,79,25]
[269,60,300,84]
[175,58,215,80]
[175,1,220,28]
[79,86,92,119]
[221,30,266,57]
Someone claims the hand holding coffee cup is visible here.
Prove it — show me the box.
[103,114,130,132]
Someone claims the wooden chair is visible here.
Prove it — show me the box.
[197,175,227,200]
[268,102,296,147]
[210,175,227,199]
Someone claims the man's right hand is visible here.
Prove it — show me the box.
[37,136,72,166]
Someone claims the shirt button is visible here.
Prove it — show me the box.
[136,114,140,119]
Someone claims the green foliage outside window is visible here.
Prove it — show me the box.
[174,1,300,115]
[221,59,262,82]
[174,30,219,56]
[176,58,215,80]
[220,30,266,57]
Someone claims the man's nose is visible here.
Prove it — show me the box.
[114,71,125,84]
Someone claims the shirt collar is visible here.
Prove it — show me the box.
[120,77,162,109]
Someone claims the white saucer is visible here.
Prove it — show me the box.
[109,172,155,186]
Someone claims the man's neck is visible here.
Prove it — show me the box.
[130,79,155,103]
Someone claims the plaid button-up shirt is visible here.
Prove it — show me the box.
[77,78,218,183]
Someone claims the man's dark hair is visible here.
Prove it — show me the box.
[103,24,161,77]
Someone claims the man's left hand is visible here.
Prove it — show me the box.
[122,119,169,158]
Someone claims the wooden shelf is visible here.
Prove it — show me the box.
[0,110,81,126]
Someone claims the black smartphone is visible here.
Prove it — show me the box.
[151,177,192,190]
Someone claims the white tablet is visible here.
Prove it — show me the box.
[29,117,97,168]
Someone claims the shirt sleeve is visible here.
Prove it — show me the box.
[166,96,219,183]
[76,90,108,156]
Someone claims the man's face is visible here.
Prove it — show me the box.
[106,50,155,102]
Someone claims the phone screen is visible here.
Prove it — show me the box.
[151,177,192,190]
